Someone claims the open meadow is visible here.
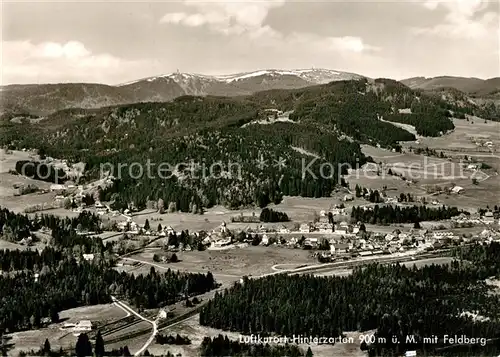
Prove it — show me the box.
[127,196,345,232]
[414,118,500,153]
[360,121,500,210]
[120,245,317,282]
[5,304,130,356]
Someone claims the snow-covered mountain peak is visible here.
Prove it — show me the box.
[118,68,365,87]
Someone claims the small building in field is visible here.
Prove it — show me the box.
[332,243,350,254]
[451,186,464,194]
[482,211,494,224]
[279,226,290,234]
[343,194,354,202]
[299,223,312,233]
[72,320,92,333]
[165,226,175,235]
[50,184,66,192]
[158,308,169,319]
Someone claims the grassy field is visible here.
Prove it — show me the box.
[0,149,56,213]
[360,129,499,210]
[128,196,343,231]
[415,118,500,152]
[5,304,128,356]
[0,240,28,251]
[122,246,316,281]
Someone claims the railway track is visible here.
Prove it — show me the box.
[283,249,453,276]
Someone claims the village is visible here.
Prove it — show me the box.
[46,187,500,267]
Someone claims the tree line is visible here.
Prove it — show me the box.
[259,208,289,223]
[350,204,464,224]
[0,247,216,333]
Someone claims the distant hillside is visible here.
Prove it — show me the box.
[401,76,500,96]
[0,68,364,116]
[1,78,464,212]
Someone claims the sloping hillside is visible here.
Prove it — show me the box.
[401,76,500,96]
[0,68,364,116]
[0,78,464,212]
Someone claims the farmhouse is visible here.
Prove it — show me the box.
[385,197,398,204]
[343,194,354,202]
[482,211,494,224]
[385,233,396,241]
[299,223,312,233]
[332,243,350,254]
[451,186,464,194]
[72,320,92,332]
[316,222,334,233]
[95,201,104,209]
[50,184,66,191]
[278,225,290,234]
[165,226,175,235]
[330,206,346,215]
[158,308,169,319]
[304,237,318,246]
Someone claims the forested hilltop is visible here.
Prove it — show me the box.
[1,78,475,211]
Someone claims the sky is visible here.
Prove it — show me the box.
[1,0,499,85]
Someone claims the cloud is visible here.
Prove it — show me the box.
[1,40,156,85]
[413,0,497,39]
[328,36,380,53]
[160,0,285,37]
[36,41,91,59]
[159,0,378,54]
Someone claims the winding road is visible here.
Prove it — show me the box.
[111,297,157,356]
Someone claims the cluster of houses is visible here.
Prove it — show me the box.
[452,211,499,226]
[474,140,494,149]
[312,225,500,261]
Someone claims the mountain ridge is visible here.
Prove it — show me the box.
[0,68,364,116]
[401,75,500,96]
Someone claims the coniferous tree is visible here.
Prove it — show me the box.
[42,339,51,355]
[75,333,92,357]
[94,330,105,357]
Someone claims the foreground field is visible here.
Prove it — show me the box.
[149,314,368,357]
[6,304,129,356]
